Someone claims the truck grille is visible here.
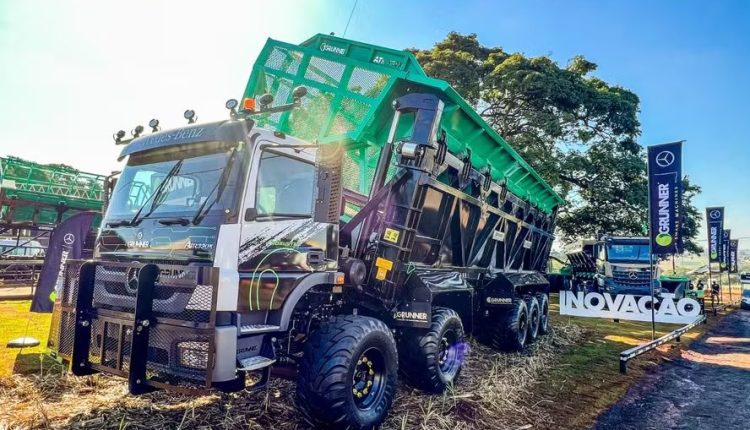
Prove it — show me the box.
[48,260,219,390]
[91,262,214,324]
[612,268,651,288]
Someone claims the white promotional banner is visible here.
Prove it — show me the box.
[559,291,701,324]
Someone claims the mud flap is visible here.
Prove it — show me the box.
[390,300,432,328]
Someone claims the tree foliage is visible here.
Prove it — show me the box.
[411,32,702,253]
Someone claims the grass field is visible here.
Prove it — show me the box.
[0,297,734,429]
[0,301,52,377]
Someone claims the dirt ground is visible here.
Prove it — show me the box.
[594,309,750,429]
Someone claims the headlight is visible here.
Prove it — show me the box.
[177,341,209,369]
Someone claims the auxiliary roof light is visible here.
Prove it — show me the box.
[149,118,160,132]
[131,125,144,138]
[292,85,308,101]
[113,130,127,144]
[184,109,197,124]
[259,93,274,110]
[225,99,238,118]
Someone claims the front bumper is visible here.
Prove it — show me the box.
[48,260,240,393]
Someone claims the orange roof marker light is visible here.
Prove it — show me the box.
[242,97,256,112]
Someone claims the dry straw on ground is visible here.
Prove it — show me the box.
[0,323,584,430]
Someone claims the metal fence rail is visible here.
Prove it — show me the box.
[619,314,707,374]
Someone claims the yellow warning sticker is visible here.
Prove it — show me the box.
[375,267,388,281]
[383,228,400,243]
[375,257,393,270]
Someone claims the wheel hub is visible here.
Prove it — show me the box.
[438,329,461,376]
[351,348,385,409]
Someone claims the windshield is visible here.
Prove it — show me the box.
[255,149,315,217]
[105,141,242,223]
[607,243,651,262]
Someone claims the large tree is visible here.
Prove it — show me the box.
[411,33,702,253]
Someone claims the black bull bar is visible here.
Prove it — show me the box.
[48,260,226,394]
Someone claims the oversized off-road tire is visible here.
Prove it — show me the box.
[537,293,550,335]
[486,299,529,352]
[525,295,540,343]
[297,315,398,430]
[398,307,466,393]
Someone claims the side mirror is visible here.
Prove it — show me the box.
[244,207,258,222]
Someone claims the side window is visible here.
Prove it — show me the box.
[255,150,315,217]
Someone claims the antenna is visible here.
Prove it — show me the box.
[342,0,358,37]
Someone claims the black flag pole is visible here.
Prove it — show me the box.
[705,207,725,308]
[647,152,655,340]
[646,140,684,340]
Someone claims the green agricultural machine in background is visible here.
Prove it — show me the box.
[0,156,105,285]
[0,156,105,226]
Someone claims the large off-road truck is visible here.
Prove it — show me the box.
[565,236,656,294]
[48,34,563,429]
[565,236,686,297]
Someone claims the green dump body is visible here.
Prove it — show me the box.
[0,156,105,225]
[659,274,689,283]
[243,34,563,214]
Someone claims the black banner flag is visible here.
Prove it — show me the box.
[705,207,724,263]
[31,211,96,312]
[721,229,731,271]
[729,239,739,274]
[647,142,683,255]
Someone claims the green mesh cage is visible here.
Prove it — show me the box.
[243,34,564,214]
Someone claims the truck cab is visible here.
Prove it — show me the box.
[566,236,661,296]
[50,112,345,391]
[597,236,659,295]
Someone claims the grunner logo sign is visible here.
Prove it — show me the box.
[654,149,676,247]
[560,291,701,324]
[709,226,719,259]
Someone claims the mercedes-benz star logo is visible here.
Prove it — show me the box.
[628,272,639,280]
[126,267,140,293]
[655,150,675,168]
[63,233,75,245]
[710,209,721,219]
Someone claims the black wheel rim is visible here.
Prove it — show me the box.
[352,347,386,410]
[530,308,539,333]
[540,301,549,329]
[518,311,528,345]
[438,329,461,377]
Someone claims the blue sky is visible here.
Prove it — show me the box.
[1,0,748,244]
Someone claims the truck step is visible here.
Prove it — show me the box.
[239,324,280,335]
[238,356,276,371]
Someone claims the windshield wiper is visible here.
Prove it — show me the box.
[106,219,133,228]
[255,213,311,219]
[191,146,238,225]
[158,217,190,226]
[129,159,184,226]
